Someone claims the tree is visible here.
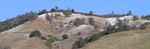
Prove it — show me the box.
[111,11,114,14]
[126,10,132,15]
[133,16,139,21]
[50,8,56,12]
[38,9,48,15]
[29,30,41,38]
[62,34,68,39]
[64,7,72,17]
[72,37,86,49]
[88,17,95,25]
[74,18,84,26]
[55,6,59,12]
[71,9,75,13]
[0,11,38,33]
[89,11,93,15]
[88,33,99,42]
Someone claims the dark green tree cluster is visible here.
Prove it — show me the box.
[126,10,132,15]
[141,15,150,20]
[89,11,93,15]
[0,11,38,32]
[88,33,99,42]
[50,6,59,12]
[38,9,48,15]
[29,30,41,38]
[88,17,95,25]
[74,18,85,26]
[72,37,86,49]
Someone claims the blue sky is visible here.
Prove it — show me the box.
[0,0,150,21]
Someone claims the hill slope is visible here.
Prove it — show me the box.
[81,29,150,49]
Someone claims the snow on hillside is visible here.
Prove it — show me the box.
[119,15,133,20]
[38,12,64,20]
[106,16,134,26]
[106,18,118,26]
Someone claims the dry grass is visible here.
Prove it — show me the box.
[81,29,150,49]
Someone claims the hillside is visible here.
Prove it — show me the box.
[81,29,150,49]
[0,11,150,49]
[0,12,106,49]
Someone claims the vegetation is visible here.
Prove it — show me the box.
[0,11,38,33]
[62,34,68,39]
[88,17,95,25]
[88,33,99,42]
[29,30,41,38]
[45,39,53,49]
[89,11,93,15]
[45,13,52,23]
[72,37,86,49]
[71,9,75,13]
[126,10,132,15]
[140,22,150,29]
[38,9,48,15]
[64,8,72,17]
[40,36,47,40]
[74,18,84,26]
[141,15,150,20]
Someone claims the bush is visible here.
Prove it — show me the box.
[74,18,84,26]
[29,30,41,38]
[88,17,95,25]
[40,36,47,40]
[62,34,68,39]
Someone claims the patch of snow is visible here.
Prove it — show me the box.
[38,12,64,20]
[72,25,88,34]
[38,14,46,20]
[119,15,133,20]
[23,33,30,39]
[106,18,118,26]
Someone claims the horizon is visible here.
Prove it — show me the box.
[0,0,150,21]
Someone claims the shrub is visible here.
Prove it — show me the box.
[40,36,47,40]
[29,30,41,38]
[88,17,95,25]
[62,34,68,39]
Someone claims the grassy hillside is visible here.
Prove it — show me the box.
[81,29,150,49]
